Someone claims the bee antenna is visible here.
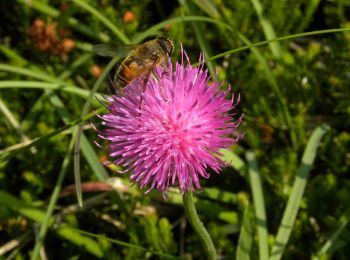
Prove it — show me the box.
[106,72,116,95]
[108,72,114,85]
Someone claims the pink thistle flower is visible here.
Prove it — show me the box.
[98,49,242,194]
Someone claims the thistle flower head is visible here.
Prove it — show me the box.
[98,49,241,193]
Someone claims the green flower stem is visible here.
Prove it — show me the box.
[183,191,216,260]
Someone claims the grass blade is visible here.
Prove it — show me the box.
[0,57,109,182]
[250,0,282,59]
[218,148,246,176]
[31,136,75,260]
[246,151,269,260]
[270,124,330,260]
[0,190,104,257]
[236,204,255,260]
[133,16,232,43]
[0,63,60,82]
[0,44,27,65]
[0,97,36,154]
[1,55,128,215]
[71,0,130,44]
[203,28,350,64]
[71,228,178,259]
[58,53,92,80]
[192,0,219,18]
[46,92,109,179]
[317,212,350,257]
[296,0,321,33]
[0,107,106,163]
[236,33,296,148]
[74,56,119,207]
[0,81,98,100]
[178,0,216,77]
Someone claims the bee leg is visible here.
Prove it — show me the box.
[160,64,169,74]
[151,70,170,102]
[107,71,125,96]
[117,86,126,97]
[138,71,152,116]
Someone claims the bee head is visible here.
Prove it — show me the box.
[157,36,174,56]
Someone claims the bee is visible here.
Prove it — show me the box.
[92,37,174,92]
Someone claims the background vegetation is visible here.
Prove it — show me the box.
[0,0,349,259]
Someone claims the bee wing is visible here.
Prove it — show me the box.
[91,43,139,58]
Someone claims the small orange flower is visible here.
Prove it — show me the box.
[28,19,75,59]
[45,23,57,37]
[33,18,45,28]
[63,38,75,52]
[123,11,135,23]
[90,64,103,78]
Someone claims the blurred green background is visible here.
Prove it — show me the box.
[0,0,349,259]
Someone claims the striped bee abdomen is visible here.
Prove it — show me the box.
[114,58,143,89]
